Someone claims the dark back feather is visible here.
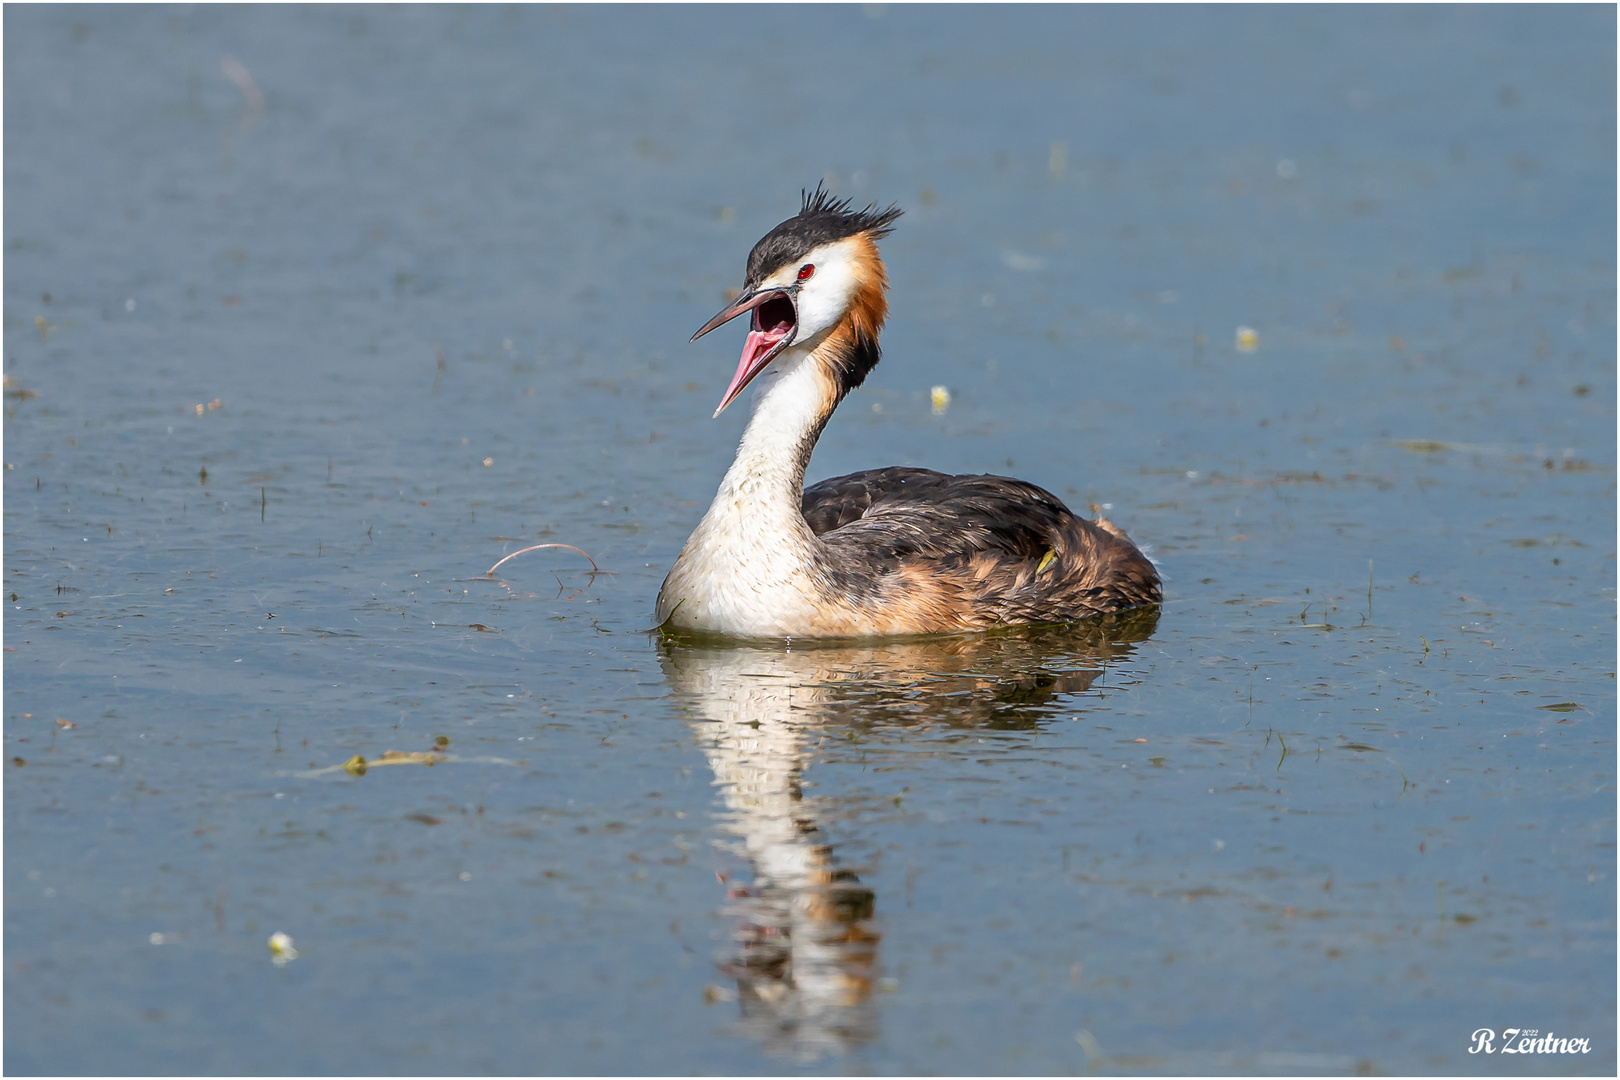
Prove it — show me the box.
[801,467,1161,625]
[802,467,1063,556]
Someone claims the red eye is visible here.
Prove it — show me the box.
[797,264,815,281]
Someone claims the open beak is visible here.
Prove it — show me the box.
[691,287,799,417]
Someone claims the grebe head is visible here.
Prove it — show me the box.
[692,184,902,416]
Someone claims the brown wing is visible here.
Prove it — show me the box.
[801,467,1160,627]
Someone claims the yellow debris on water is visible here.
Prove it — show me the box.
[306,738,521,779]
[341,749,439,776]
[268,931,298,964]
[930,385,951,414]
[1235,326,1259,352]
[377,750,442,765]
[1049,141,1068,179]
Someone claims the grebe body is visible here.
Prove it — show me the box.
[657,189,1160,639]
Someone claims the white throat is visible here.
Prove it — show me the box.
[725,345,829,498]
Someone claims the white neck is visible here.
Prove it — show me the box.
[721,344,833,508]
[657,342,843,636]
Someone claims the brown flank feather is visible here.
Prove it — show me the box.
[793,468,1161,636]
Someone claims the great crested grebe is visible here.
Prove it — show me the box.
[656,187,1161,639]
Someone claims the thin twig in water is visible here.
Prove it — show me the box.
[219,54,265,113]
[487,543,601,578]
[551,572,585,603]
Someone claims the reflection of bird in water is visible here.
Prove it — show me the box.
[659,612,1157,1060]
[657,186,1160,639]
[665,644,880,1057]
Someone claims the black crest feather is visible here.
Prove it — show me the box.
[798,182,903,237]
[744,182,903,286]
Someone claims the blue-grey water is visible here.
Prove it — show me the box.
[5,5,1614,1075]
